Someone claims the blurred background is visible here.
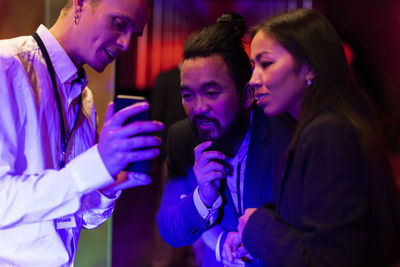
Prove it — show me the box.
[1,0,399,266]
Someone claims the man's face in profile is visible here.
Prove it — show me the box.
[180,54,243,142]
[72,0,150,72]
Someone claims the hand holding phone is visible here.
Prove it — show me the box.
[114,95,149,125]
[98,96,163,179]
[114,95,152,173]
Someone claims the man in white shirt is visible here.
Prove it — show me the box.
[0,0,162,266]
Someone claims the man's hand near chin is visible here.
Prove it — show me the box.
[193,140,226,207]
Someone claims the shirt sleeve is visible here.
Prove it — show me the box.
[215,230,226,262]
[71,146,119,229]
[81,189,120,229]
[0,145,115,229]
[0,61,115,229]
[193,186,222,225]
[157,174,211,247]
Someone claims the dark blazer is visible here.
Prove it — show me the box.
[157,106,294,266]
[243,108,400,267]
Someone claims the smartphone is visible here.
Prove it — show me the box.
[114,95,149,125]
[114,95,151,173]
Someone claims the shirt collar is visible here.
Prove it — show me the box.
[35,24,87,87]
[226,109,253,165]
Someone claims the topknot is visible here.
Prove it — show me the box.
[216,12,247,38]
[183,11,252,97]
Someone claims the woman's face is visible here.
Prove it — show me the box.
[249,30,310,120]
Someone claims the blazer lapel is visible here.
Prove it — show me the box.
[273,148,294,208]
[243,107,270,210]
[220,179,240,230]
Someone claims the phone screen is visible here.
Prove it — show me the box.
[114,95,149,124]
[114,95,151,173]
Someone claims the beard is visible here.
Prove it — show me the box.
[192,114,221,142]
[191,110,249,158]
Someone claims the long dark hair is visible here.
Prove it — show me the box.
[252,9,373,152]
[252,8,400,265]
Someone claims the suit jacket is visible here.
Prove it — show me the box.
[157,106,295,266]
[243,108,400,267]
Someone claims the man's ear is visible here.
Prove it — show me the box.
[73,0,85,11]
[72,0,87,25]
[244,84,254,109]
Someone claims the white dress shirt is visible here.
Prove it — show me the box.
[0,25,116,266]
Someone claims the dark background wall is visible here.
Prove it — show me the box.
[314,0,400,189]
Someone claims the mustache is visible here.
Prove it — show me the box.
[191,114,219,125]
[191,114,221,143]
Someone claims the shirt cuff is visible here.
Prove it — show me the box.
[100,187,122,200]
[66,145,114,195]
[193,186,222,225]
[215,231,225,262]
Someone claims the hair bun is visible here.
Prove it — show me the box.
[216,12,247,37]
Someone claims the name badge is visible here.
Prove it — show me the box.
[55,215,77,229]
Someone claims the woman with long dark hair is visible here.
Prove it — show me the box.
[223,9,400,266]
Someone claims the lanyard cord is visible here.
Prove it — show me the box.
[32,32,82,168]
[236,161,242,215]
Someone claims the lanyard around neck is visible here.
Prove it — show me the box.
[236,161,243,215]
[32,32,82,168]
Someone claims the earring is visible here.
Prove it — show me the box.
[305,70,314,87]
[74,11,80,25]
[306,76,313,87]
